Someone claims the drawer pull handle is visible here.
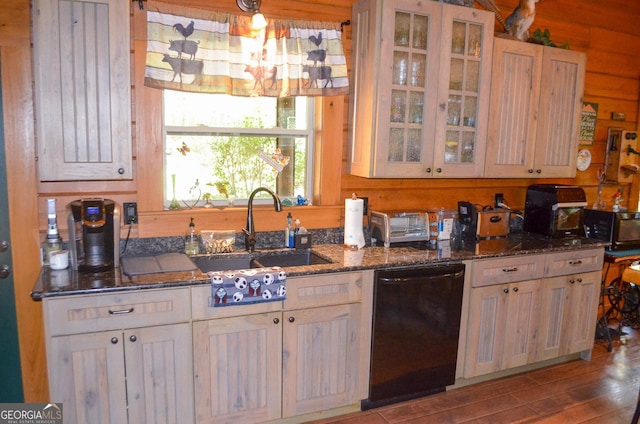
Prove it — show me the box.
[273,317,280,324]
[108,307,134,315]
[503,288,509,294]
[111,337,118,344]
[129,335,137,342]
[502,267,519,273]
[512,287,519,292]
[288,316,295,323]
[569,260,582,266]
[577,278,583,283]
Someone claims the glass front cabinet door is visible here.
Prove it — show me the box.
[349,0,494,178]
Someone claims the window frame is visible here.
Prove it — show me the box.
[162,95,316,207]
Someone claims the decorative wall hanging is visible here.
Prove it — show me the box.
[144,2,349,97]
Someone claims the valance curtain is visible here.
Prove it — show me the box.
[144,3,349,97]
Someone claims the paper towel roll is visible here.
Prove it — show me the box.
[344,198,366,249]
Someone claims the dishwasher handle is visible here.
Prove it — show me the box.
[377,269,464,284]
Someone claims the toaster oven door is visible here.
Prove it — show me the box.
[553,205,585,237]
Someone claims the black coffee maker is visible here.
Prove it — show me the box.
[67,199,120,272]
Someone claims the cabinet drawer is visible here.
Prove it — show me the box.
[191,285,282,320]
[44,288,191,336]
[471,255,545,287]
[545,248,604,277]
[284,272,362,310]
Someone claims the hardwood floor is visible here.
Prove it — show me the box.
[309,323,640,423]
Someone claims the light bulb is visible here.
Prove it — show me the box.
[252,12,267,30]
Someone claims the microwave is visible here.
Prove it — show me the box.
[584,209,640,251]
[523,184,587,238]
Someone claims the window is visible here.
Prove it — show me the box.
[163,90,314,207]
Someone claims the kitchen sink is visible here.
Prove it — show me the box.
[192,250,332,273]
[253,251,332,268]
[191,255,256,273]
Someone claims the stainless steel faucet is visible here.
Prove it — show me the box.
[242,187,282,252]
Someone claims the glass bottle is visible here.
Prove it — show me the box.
[43,198,63,265]
[185,217,199,255]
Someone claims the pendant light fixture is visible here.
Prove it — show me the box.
[237,0,267,30]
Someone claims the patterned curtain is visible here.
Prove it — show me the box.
[144,3,349,97]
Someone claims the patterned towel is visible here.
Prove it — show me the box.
[209,267,286,307]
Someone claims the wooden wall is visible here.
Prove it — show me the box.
[2,0,640,402]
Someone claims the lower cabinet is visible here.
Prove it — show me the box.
[464,248,604,379]
[464,278,541,378]
[191,271,366,424]
[43,288,194,424]
[537,270,601,361]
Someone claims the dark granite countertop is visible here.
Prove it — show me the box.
[31,232,607,300]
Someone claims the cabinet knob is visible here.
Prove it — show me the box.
[435,168,442,173]
[0,264,10,279]
[111,337,119,344]
[129,335,137,342]
[503,288,509,294]
[118,167,125,175]
[0,240,8,252]
[528,169,534,174]
[288,316,295,323]
[536,169,542,174]
[273,317,280,324]
[577,278,583,283]
[569,278,575,284]
[512,287,519,292]
[425,167,431,173]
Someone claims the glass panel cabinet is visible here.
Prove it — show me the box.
[349,0,494,178]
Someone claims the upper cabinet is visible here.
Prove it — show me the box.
[485,37,586,178]
[33,0,132,181]
[349,0,494,178]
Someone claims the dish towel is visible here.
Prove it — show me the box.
[209,266,286,307]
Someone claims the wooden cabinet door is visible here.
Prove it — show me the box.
[565,271,600,354]
[282,303,362,417]
[538,271,599,360]
[465,279,539,377]
[433,3,494,178]
[192,312,282,424]
[33,0,132,181]
[533,46,586,178]
[349,0,441,178]
[125,323,194,424]
[503,279,541,369]
[484,37,542,178]
[537,275,571,361]
[48,331,128,424]
[464,283,508,378]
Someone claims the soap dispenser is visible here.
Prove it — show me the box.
[185,217,199,255]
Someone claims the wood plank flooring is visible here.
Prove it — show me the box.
[308,324,640,423]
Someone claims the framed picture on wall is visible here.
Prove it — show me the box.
[580,102,598,145]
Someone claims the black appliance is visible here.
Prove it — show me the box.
[363,263,465,409]
[67,199,120,272]
[584,209,640,251]
[524,184,587,238]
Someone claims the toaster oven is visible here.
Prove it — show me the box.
[584,209,640,251]
[369,210,429,247]
[524,184,587,238]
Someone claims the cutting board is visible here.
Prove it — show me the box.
[121,253,197,276]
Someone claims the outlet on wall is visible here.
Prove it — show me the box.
[494,193,504,209]
[123,202,138,225]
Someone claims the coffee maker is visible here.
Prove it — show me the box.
[67,199,120,272]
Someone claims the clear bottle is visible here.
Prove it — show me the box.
[43,198,63,265]
[185,217,199,255]
[285,212,293,248]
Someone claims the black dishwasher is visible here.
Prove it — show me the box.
[363,263,465,409]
